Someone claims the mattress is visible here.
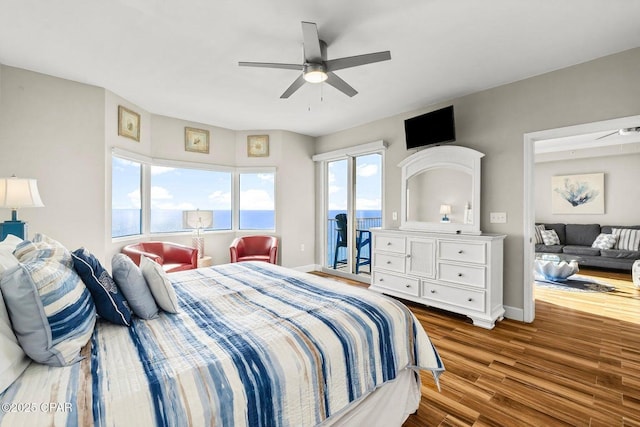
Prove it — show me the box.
[0,262,443,426]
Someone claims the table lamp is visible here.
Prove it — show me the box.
[439,204,451,223]
[0,175,44,240]
[182,209,214,258]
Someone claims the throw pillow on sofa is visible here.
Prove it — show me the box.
[534,224,546,244]
[592,233,617,250]
[541,229,560,246]
[612,228,640,251]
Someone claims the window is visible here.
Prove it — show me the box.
[112,156,142,238]
[239,172,275,230]
[150,166,232,233]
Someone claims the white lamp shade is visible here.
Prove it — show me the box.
[439,205,451,215]
[182,210,214,229]
[0,177,44,209]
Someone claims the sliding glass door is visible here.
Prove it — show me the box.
[325,153,382,279]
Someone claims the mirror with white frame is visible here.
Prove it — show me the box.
[399,145,484,234]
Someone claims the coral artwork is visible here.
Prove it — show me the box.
[551,173,604,214]
[554,178,599,207]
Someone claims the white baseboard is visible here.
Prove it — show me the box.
[291,264,319,273]
[503,305,524,322]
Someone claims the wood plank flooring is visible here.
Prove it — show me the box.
[311,269,640,426]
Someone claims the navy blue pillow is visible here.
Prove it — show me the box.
[71,248,132,326]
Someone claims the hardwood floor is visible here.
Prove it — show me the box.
[311,269,640,426]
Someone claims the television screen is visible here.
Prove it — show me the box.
[404,105,456,149]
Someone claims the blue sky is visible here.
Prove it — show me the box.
[328,153,382,212]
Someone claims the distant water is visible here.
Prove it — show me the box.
[112,209,381,238]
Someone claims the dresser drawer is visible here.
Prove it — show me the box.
[438,262,486,289]
[372,271,419,297]
[439,240,486,264]
[422,282,485,312]
[373,253,405,273]
[374,235,406,254]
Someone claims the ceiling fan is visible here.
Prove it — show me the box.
[596,127,640,140]
[239,21,391,99]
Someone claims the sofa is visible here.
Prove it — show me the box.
[535,223,640,271]
[121,241,198,272]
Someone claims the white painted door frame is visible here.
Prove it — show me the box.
[522,114,640,323]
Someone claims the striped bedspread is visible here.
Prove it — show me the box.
[1,262,444,427]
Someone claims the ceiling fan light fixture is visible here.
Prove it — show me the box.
[303,64,328,83]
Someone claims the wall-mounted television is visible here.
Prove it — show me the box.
[404,105,456,150]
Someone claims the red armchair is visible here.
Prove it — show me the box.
[229,236,278,264]
[122,241,198,273]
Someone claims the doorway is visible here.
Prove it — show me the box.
[522,114,640,322]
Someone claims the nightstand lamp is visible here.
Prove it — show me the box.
[182,209,214,259]
[439,204,451,223]
[0,175,44,240]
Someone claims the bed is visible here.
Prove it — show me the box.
[1,261,443,426]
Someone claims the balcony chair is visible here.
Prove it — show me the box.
[333,213,371,274]
[121,241,198,273]
[229,235,278,264]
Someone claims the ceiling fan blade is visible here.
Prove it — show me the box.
[325,72,358,97]
[301,21,323,62]
[238,62,303,71]
[325,51,391,72]
[595,130,619,140]
[280,75,307,99]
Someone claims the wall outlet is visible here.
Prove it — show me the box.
[392,211,398,221]
[300,244,305,252]
[490,212,507,223]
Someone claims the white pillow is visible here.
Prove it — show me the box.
[0,286,30,394]
[541,229,560,246]
[591,233,617,250]
[140,256,179,313]
[0,235,22,276]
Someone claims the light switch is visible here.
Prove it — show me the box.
[490,212,507,223]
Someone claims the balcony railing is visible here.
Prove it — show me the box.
[326,216,381,273]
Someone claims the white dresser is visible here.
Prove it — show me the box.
[370,228,505,329]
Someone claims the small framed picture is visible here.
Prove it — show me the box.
[118,106,140,142]
[185,127,210,154]
[247,135,269,157]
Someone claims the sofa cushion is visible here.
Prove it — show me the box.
[600,249,640,259]
[565,224,601,247]
[535,244,564,254]
[562,245,601,256]
[591,233,617,250]
[541,229,561,245]
[541,223,566,244]
[612,228,640,251]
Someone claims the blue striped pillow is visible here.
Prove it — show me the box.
[0,234,96,366]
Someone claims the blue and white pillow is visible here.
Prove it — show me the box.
[541,229,560,246]
[1,234,96,366]
[591,233,617,250]
[72,248,131,326]
[112,254,159,319]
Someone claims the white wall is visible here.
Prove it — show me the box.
[535,152,640,225]
[1,66,316,270]
[0,65,106,256]
[315,47,640,312]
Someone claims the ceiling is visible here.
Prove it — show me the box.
[1,1,639,137]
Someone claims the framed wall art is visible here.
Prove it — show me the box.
[118,105,140,142]
[551,172,604,214]
[185,127,210,154]
[247,135,269,157]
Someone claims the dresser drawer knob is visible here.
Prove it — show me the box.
[468,297,473,302]
[386,260,392,264]
[405,284,411,288]
[430,289,436,293]
[379,278,384,282]
[386,242,392,246]
[406,254,411,258]
[458,273,463,277]
[458,250,464,254]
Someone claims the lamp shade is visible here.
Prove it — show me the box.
[439,205,451,215]
[0,177,44,209]
[182,210,214,230]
